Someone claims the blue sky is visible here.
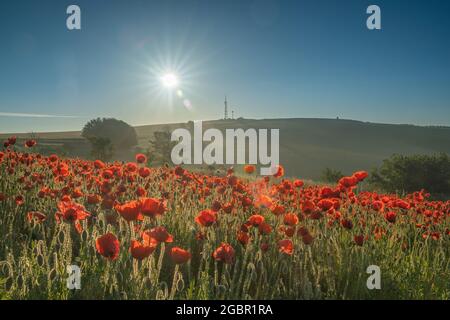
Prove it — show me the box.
[0,0,449,133]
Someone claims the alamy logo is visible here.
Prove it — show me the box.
[366,5,381,30]
[171,121,279,175]
[67,265,81,290]
[366,265,381,290]
[66,5,81,30]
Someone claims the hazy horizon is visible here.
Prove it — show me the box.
[2,115,450,135]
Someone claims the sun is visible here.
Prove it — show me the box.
[160,73,179,88]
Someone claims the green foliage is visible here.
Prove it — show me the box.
[81,118,138,150]
[321,168,344,183]
[369,153,450,196]
[147,130,176,165]
[87,136,114,162]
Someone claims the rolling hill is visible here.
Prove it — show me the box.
[2,118,450,180]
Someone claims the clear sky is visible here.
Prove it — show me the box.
[0,0,449,133]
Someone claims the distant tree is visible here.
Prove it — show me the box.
[87,136,114,161]
[147,130,176,165]
[321,168,344,183]
[81,118,137,150]
[369,153,450,197]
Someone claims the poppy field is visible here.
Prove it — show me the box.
[0,139,449,300]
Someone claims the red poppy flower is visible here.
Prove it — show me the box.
[211,200,222,212]
[385,211,397,223]
[170,247,191,264]
[222,202,233,214]
[53,163,70,177]
[174,166,185,176]
[8,136,16,145]
[244,165,256,174]
[195,209,217,227]
[318,199,334,211]
[25,140,36,148]
[354,235,364,246]
[431,232,440,241]
[135,153,147,164]
[270,204,286,216]
[94,160,105,169]
[293,179,304,188]
[61,194,71,202]
[256,195,273,208]
[96,233,120,260]
[248,214,265,227]
[115,200,141,222]
[278,239,294,255]
[341,218,353,230]
[258,222,272,235]
[310,211,323,220]
[125,162,138,172]
[283,213,299,226]
[353,171,368,182]
[138,167,151,178]
[130,239,156,260]
[228,175,238,186]
[213,243,235,264]
[395,199,410,210]
[143,226,173,243]
[301,200,316,214]
[301,232,314,245]
[27,211,47,223]
[15,195,24,206]
[135,187,146,197]
[260,243,270,252]
[237,231,250,245]
[140,197,166,218]
[49,154,59,162]
[273,165,284,178]
[338,176,358,188]
[372,200,384,212]
[282,226,296,237]
[241,196,252,207]
[56,200,90,222]
[71,188,83,199]
[297,226,309,237]
[102,169,114,180]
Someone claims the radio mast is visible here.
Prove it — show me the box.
[224,96,228,120]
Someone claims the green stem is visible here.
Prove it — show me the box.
[169,264,180,300]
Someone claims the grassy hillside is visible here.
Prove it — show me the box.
[2,118,450,180]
